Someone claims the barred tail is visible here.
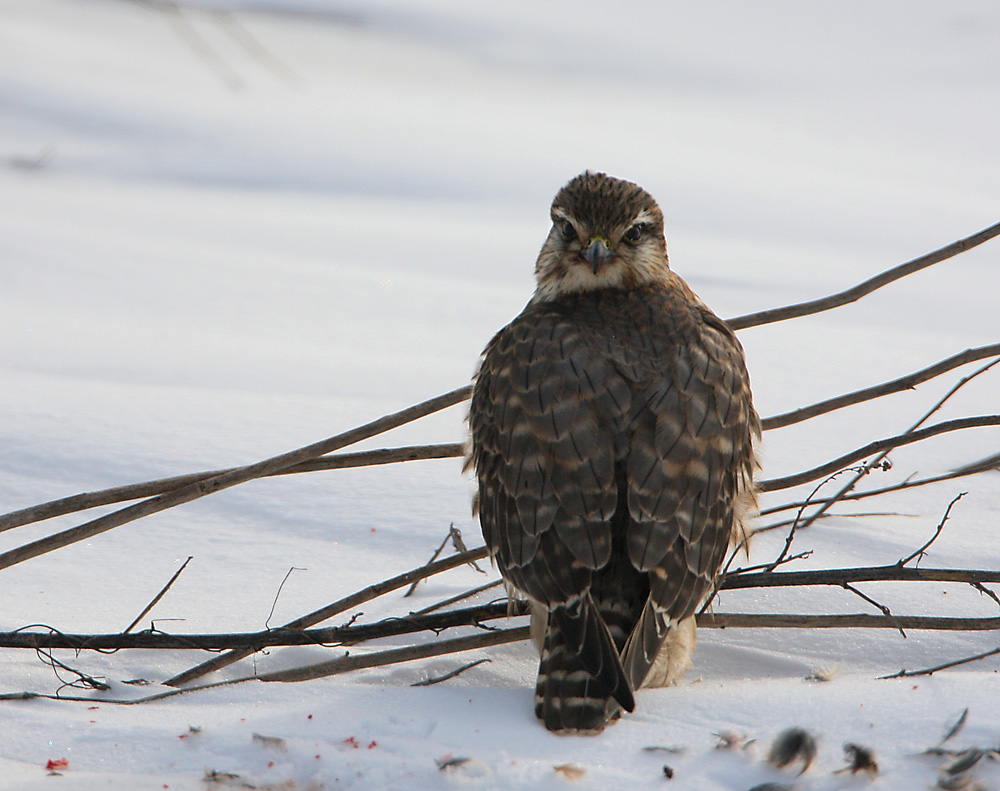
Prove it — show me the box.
[533,597,634,735]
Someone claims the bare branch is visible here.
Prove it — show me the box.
[703,614,1000,631]
[879,646,1000,679]
[163,545,489,686]
[760,416,1000,492]
[0,599,525,651]
[754,511,904,537]
[764,358,998,550]
[254,626,530,684]
[287,443,466,474]
[8,565,1000,652]
[0,387,471,570]
[0,443,466,534]
[5,343,994,537]
[762,346,1000,430]
[898,493,966,567]
[264,567,306,630]
[841,582,906,637]
[411,580,505,616]
[35,648,110,693]
[404,525,461,598]
[758,468,987,518]
[764,466,869,571]
[2,345,994,541]
[0,677,242,706]
[725,221,1000,331]
[1,628,529,706]
[971,582,1000,610]
[410,658,492,686]
[123,556,193,634]
[721,565,1000,590]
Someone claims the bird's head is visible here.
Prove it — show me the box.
[531,171,670,302]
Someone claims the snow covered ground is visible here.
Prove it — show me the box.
[1,0,999,788]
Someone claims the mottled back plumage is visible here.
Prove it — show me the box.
[468,172,758,734]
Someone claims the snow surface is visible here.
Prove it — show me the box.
[1,0,999,788]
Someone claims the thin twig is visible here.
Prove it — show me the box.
[122,556,193,634]
[411,579,505,616]
[287,443,466,474]
[404,526,456,598]
[878,646,1000,679]
[410,658,492,686]
[265,567,306,630]
[754,511,905,536]
[841,582,905,638]
[714,551,813,583]
[36,649,111,693]
[0,388,471,571]
[971,582,1000,609]
[897,493,966,567]
[759,415,1000,492]
[725,221,1000,331]
[765,466,869,571]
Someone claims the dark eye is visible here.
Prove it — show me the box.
[559,220,576,241]
[623,223,644,243]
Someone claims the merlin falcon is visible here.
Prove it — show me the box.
[467,172,759,734]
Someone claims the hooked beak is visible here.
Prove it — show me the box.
[583,237,614,273]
